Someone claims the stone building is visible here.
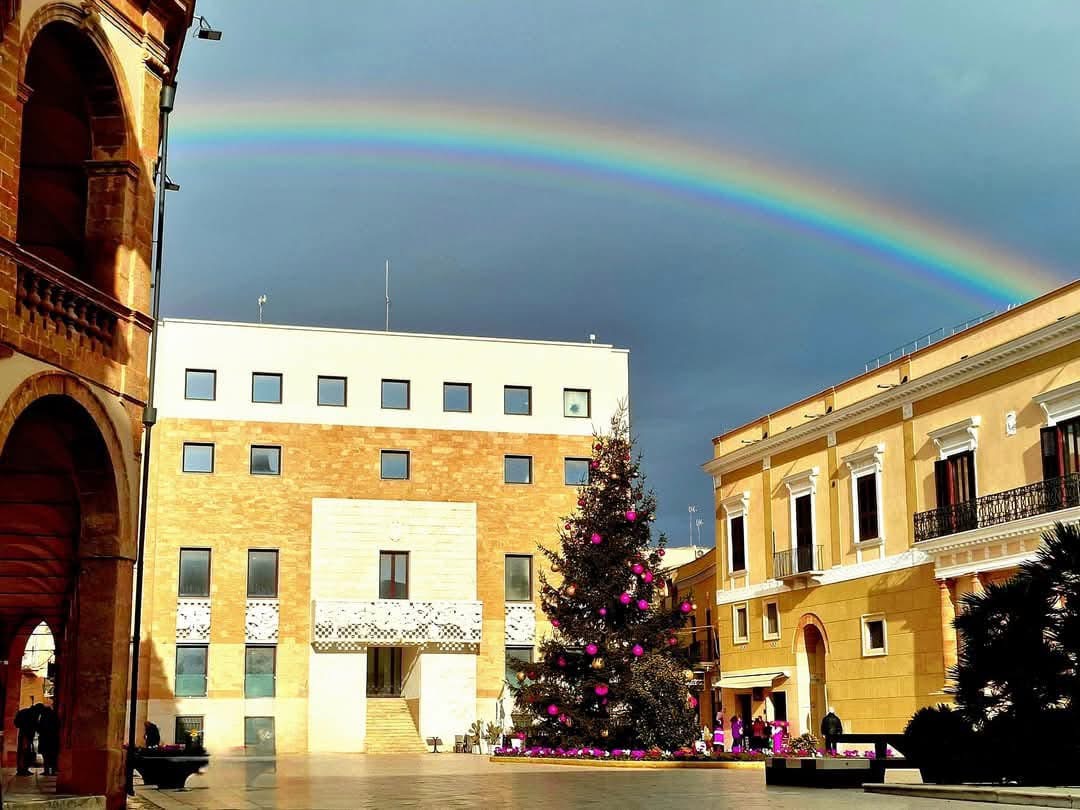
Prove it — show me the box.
[704,280,1080,738]
[0,0,194,805]
[136,318,629,754]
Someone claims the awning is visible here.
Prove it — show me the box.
[715,669,790,690]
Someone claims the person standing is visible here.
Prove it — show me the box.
[36,704,59,776]
[14,702,38,775]
[821,707,843,754]
[145,721,161,748]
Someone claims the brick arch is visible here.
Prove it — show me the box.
[0,370,132,555]
[791,612,830,654]
[18,2,137,164]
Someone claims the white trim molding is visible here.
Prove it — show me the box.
[844,444,885,548]
[715,547,932,606]
[722,491,751,576]
[732,602,750,645]
[1034,380,1080,426]
[783,467,819,554]
[703,314,1080,477]
[762,598,781,641]
[929,416,980,459]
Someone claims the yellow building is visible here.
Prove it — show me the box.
[136,318,629,754]
[703,280,1080,739]
[665,547,719,732]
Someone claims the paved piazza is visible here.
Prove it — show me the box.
[134,754,1031,809]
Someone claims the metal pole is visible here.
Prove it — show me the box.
[125,81,174,798]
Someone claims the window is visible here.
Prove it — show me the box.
[182,442,214,473]
[244,716,275,754]
[381,379,410,410]
[317,376,347,407]
[1041,417,1080,510]
[771,692,788,722]
[443,382,472,413]
[379,551,409,599]
[862,614,887,656]
[178,549,210,597]
[247,550,278,598]
[763,600,780,641]
[175,645,207,697]
[184,369,216,401]
[504,455,532,484]
[855,473,879,542]
[381,450,410,480]
[794,494,813,550]
[505,555,532,602]
[251,372,282,404]
[174,716,204,746]
[245,646,276,698]
[934,450,977,532]
[505,646,533,685]
[733,603,749,644]
[563,388,591,418]
[564,458,590,486]
[729,515,747,573]
[504,386,532,415]
[250,445,281,476]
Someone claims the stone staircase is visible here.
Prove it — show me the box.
[365,698,427,754]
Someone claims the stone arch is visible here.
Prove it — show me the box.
[791,612,830,654]
[16,4,142,299]
[793,613,829,737]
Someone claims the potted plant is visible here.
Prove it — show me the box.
[468,720,484,754]
[484,721,503,752]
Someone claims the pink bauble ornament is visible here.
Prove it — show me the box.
[619,592,631,605]
[643,571,654,583]
[598,607,607,616]
[632,644,644,657]
[680,601,693,614]
[601,698,608,705]
[636,599,649,610]
[689,695,698,708]
[594,683,609,697]
[585,643,599,656]
[631,563,644,575]
[626,510,637,522]
[657,548,665,556]
[547,704,559,716]
[557,657,566,667]
[552,619,560,627]
[667,636,678,646]
[590,460,599,469]
[590,532,602,544]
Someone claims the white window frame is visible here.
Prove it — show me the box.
[732,602,750,645]
[861,613,888,657]
[1034,381,1080,426]
[722,491,751,576]
[782,467,819,554]
[762,599,781,641]
[844,444,885,547]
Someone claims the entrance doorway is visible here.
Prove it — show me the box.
[804,624,827,734]
[367,647,403,697]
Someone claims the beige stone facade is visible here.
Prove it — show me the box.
[138,319,629,753]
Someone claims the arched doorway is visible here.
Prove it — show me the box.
[17,20,131,296]
[0,390,129,804]
[794,615,829,737]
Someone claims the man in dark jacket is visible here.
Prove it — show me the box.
[820,707,843,754]
[14,703,38,775]
[36,703,59,776]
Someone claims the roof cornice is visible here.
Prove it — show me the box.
[704,314,1080,478]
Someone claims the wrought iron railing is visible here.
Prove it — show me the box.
[685,638,718,665]
[773,545,824,579]
[914,473,1080,543]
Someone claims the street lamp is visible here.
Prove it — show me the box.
[125,19,221,797]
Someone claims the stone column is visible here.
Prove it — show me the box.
[939,579,957,684]
[56,556,134,810]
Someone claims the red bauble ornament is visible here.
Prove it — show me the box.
[557,656,566,667]
[590,460,600,469]
[565,523,571,530]
[667,636,678,646]
[657,548,665,557]
[552,619,560,627]
[594,443,602,450]
[577,499,585,507]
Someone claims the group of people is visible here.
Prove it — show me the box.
[13,701,60,776]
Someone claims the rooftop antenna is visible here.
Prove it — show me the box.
[385,259,391,332]
[688,504,698,549]
[257,294,267,324]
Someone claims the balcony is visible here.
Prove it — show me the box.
[773,545,824,580]
[914,473,1080,544]
[685,638,718,668]
[5,238,138,357]
[311,599,483,651]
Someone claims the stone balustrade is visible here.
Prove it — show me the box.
[312,599,483,651]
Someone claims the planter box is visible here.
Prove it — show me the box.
[133,754,209,790]
[766,756,884,788]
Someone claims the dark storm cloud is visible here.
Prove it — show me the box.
[163,1,1076,546]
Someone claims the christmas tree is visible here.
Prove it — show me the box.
[512,410,699,749]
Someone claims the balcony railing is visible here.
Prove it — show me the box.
[773,545,824,580]
[914,473,1080,543]
[685,638,718,666]
[311,599,483,651]
[4,237,140,356]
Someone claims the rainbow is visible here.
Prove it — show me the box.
[172,97,1068,305]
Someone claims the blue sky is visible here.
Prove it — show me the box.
[163,1,1077,547]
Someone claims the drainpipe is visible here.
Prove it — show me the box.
[124,80,174,798]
